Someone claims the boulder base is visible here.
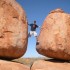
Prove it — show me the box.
[0,60,30,70]
[31,60,70,70]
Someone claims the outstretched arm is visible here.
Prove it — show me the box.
[27,22,29,25]
[28,23,32,26]
[28,24,30,26]
[27,21,29,25]
[38,25,41,28]
[36,25,41,28]
[27,22,30,26]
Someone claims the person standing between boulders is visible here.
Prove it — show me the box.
[28,20,40,40]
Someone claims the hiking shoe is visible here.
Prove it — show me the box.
[36,41,39,45]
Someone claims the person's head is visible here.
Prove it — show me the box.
[34,20,36,25]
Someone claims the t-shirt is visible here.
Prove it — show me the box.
[29,24,38,31]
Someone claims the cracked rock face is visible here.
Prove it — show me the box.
[0,0,28,59]
[36,9,70,60]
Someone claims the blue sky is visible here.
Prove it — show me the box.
[16,0,70,58]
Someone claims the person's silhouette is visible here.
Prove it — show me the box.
[28,20,40,39]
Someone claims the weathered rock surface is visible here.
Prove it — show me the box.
[0,0,28,59]
[31,60,70,70]
[36,8,70,60]
[0,60,30,70]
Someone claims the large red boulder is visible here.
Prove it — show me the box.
[0,0,28,59]
[36,8,70,60]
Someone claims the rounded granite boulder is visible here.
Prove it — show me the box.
[0,0,28,59]
[36,8,70,60]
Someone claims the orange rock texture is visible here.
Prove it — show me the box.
[0,0,28,59]
[0,60,30,70]
[36,8,70,60]
[31,60,70,70]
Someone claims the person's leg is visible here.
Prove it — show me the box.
[34,31,37,38]
[34,31,39,45]
[28,31,33,38]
